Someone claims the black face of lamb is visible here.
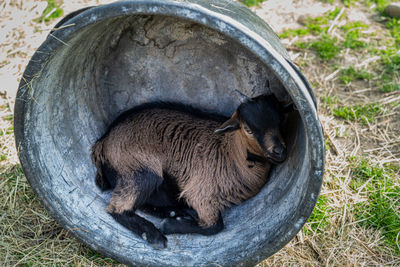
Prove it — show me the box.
[238,95,287,164]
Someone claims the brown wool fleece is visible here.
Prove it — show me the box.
[92,107,271,227]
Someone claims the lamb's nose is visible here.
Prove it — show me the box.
[273,146,284,155]
[272,146,287,161]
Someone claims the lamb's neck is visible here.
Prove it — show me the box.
[221,132,269,177]
[220,131,270,200]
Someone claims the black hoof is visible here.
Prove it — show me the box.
[143,230,167,249]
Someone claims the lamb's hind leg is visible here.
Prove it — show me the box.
[107,168,167,249]
[139,181,198,220]
[160,211,224,236]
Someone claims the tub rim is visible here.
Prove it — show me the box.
[14,1,325,266]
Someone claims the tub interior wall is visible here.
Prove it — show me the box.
[24,14,309,264]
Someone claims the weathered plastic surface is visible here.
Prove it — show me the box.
[14,0,325,266]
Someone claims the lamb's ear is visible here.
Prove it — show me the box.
[282,102,296,113]
[215,112,240,134]
[271,93,296,113]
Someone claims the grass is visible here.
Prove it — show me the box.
[294,35,341,61]
[2,114,13,121]
[279,28,310,38]
[304,19,371,60]
[0,165,122,266]
[386,18,400,47]
[341,0,360,7]
[278,2,399,258]
[0,127,13,136]
[349,158,400,254]
[239,0,266,7]
[310,34,341,60]
[304,195,333,234]
[305,17,330,35]
[342,21,369,49]
[35,0,64,23]
[281,9,399,89]
[378,19,400,91]
[333,103,384,124]
[339,66,373,85]
[381,82,400,93]
[280,10,344,60]
[378,52,400,92]
[280,8,342,38]
[320,94,339,109]
[365,0,391,13]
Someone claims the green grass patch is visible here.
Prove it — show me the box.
[304,194,333,234]
[306,9,342,34]
[341,21,369,49]
[321,94,339,105]
[2,114,13,121]
[279,28,310,38]
[239,0,265,7]
[333,103,383,124]
[281,9,349,61]
[294,41,309,49]
[320,94,339,110]
[343,33,367,49]
[378,52,400,92]
[365,0,391,13]
[382,51,400,73]
[0,126,14,136]
[341,0,360,7]
[339,66,373,84]
[349,158,400,255]
[294,35,341,60]
[0,131,11,136]
[280,8,342,38]
[326,7,343,20]
[291,31,340,60]
[381,82,400,92]
[310,34,341,60]
[35,0,63,23]
[306,16,330,35]
[386,18,400,47]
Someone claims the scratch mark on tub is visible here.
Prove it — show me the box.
[210,4,236,14]
[87,195,98,208]
[49,33,70,46]
[68,186,77,194]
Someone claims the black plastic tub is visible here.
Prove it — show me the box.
[14,0,324,266]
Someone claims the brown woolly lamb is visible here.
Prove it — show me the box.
[91,92,291,248]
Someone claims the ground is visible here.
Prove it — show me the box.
[0,0,399,266]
